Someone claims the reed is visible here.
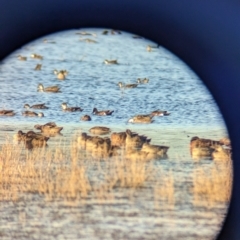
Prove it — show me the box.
[192,161,232,207]
[0,138,232,208]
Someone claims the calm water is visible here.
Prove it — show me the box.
[0,28,230,240]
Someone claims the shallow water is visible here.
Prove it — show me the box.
[0,28,231,240]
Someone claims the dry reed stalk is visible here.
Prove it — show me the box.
[192,161,232,207]
[153,169,175,209]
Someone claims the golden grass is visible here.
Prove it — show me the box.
[192,161,233,207]
[0,138,233,208]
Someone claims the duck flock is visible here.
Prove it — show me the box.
[1,29,232,161]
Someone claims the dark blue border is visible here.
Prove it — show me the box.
[1,0,240,239]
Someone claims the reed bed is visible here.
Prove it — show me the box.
[0,138,232,209]
[192,161,233,207]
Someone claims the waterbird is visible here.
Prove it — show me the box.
[118,82,138,89]
[37,83,61,93]
[80,115,91,121]
[89,126,111,135]
[61,102,83,112]
[104,59,118,65]
[92,108,114,116]
[128,114,154,123]
[24,103,49,109]
[0,110,15,116]
[22,111,44,117]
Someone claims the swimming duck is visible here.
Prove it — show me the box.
[24,103,49,109]
[61,102,83,112]
[37,83,61,93]
[0,110,15,116]
[31,53,43,60]
[34,122,63,134]
[150,110,170,116]
[76,32,97,37]
[22,111,44,117]
[128,114,154,123]
[146,45,159,52]
[92,107,114,116]
[34,64,42,70]
[137,78,149,84]
[118,82,138,89]
[79,38,98,43]
[80,115,91,121]
[104,59,118,65]
[89,126,111,135]
[17,55,27,61]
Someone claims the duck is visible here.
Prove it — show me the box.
[17,55,27,61]
[24,103,49,109]
[212,145,232,161]
[125,129,151,150]
[137,78,149,84]
[141,143,169,157]
[146,44,159,52]
[22,111,44,117]
[79,38,98,43]
[31,53,43,60]
[92,107,114,116]
[118,82,138,89]
[37,83,61,93]
[80,115,91,121]
[14,130,49,149]
[128,114,154,123]
[76,32,97,37]
[190,136,222,150]
[34,64,42,70]
[61,102,83,112]
[0,110,15,116]
[150,110,170,116]
[189,136,224,159]
[34,122,63,134]
[89,126,111,135]
[191,147,214,160]
[110,131,127,147]
[104,59,118,65]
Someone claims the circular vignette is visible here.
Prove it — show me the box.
[1,0,240,239]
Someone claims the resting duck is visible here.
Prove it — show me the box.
[61,103,83,112]
[104,59,118,65]
[125,129,151,149]
[14,130,49,149]
[89,126,111,135]
[80,115,91,121]
[141,143,169,156]
[128,114,154,123]
[37,83,61,93]
[22,111,44,117]
[110,131,127,147]
[24,103,49,109]
[137,78,149,84]
[0,110,15,116]
[118,82,138,89]
[31,53,43,60]
[34,122,63,134]
[92,107,114,116]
